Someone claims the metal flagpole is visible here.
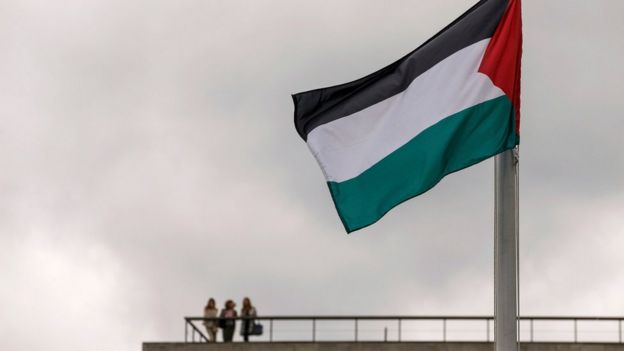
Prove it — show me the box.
[494,148,519,351]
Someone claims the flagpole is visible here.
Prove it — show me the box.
[494,148,519,351]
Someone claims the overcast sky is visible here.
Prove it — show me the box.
[1,0,624,350]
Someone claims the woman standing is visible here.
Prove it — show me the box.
[240,297,257,342]
[220,300,237,342]
[202,298,218,342]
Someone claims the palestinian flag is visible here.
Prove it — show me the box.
[292,0,522,233]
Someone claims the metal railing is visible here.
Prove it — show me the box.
[184,316,624,344]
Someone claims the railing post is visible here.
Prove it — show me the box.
[486,319,490,342]
[384,327,388,342]
[312,318,316,342]
[530,319,533,342]
[192,327,195,342]
[574,319,578,343]
[185,319,188,343]
[270,319,273,342]
[443,319,447,342]
[398,319,402,342]
[619,319,622,343]
[355,318,358,342]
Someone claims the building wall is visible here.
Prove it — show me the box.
[144,342,624,351]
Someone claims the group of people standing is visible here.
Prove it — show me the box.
[202,297,258,343]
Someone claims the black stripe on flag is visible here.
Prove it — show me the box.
[293,0,509,140]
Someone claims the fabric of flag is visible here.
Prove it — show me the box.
[292,0,522,233]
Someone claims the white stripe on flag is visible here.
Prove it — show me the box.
[306,39,504,183]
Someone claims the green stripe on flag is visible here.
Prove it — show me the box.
[328,95,518,233]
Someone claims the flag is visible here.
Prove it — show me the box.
[292,0,522,233]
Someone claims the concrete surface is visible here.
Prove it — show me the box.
[144,342,624,351]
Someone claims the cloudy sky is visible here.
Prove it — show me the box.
[1,0,624,350]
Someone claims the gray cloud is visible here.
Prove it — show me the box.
[1,1,623,350]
